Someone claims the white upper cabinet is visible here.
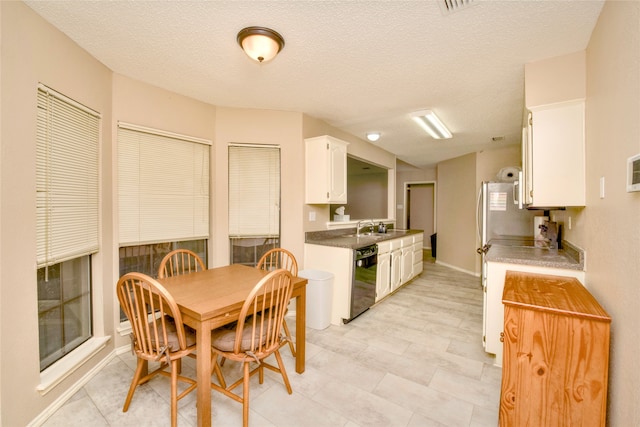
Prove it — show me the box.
[305,135,349,204]
[524,101,586,207]
[523,51,586,207]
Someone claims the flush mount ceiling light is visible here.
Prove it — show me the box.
[366,132,381,142]
[237,26,285,63]
[411,110,452,139]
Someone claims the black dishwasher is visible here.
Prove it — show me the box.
[347,244,378,322]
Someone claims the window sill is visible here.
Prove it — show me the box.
[37,336,110,396]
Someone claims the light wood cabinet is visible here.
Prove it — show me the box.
[485,261,585,366]
[500,271,610,426]
[523,101,585,207]
[304,135,348,204]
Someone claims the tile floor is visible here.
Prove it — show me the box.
[41,254,501,427]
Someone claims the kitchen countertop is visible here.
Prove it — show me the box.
[305,228,423,250]
[486,239,585,271]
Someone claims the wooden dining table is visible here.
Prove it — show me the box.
[157,263,308,427]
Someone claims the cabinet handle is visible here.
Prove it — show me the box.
[500,332,504,342]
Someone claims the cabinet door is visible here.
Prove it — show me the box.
[304,136,348,204]
[412,242,423,277]
[376,251,391,301]
[501,305,610,426]
[401,247,413,284]
[328,140,347,202]
[529,101,585,207]
[522,121,533,205]
[390,249,402,291]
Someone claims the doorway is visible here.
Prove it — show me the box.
[404,182,436,257]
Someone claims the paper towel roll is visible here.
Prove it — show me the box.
[496,166,521,183]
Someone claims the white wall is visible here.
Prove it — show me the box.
[436,153,477,275]
[579,1,640,423]
[111,75,217,348]
[213,107,305,267]
[1,3,114,424]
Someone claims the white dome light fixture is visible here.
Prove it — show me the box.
[366,132,381,142]
[237,26,285,63]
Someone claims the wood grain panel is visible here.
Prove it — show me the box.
[500,271,610,426]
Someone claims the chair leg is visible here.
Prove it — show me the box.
[274,350,292,394]
[211,354,227,389]
[123,358,145,412]
[282,319,296,357]
[243,362,250,427]
[170,360,179,427]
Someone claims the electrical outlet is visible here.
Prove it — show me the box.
[568,216,572,230]
[600,176,605,199]
[309,211,316,221]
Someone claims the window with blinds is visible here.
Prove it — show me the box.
[228,144,281,237]
[36,84,99,371]
[36,85,100,268]
[117,123,210,245]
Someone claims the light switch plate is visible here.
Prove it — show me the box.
[600,176,605,199]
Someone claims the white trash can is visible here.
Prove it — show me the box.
[298,269,334,330]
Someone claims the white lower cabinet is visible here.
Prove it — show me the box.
[376,233,423,301]
[305,233,425,322]
[390,247,402,291]
[412,242,423,278]
[400,236,414,284]
[376,241,391,302]
[304,244,353,326]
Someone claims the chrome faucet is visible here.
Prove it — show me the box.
[356,219,375,236]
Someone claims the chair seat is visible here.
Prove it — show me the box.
[211,316,273,352]
[150,316,196,352]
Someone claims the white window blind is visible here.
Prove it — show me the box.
[36,85,100,268]
[118,123,210,245]
[228,145,280,237]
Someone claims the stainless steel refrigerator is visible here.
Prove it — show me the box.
[476,181,539,350]
[477,181,538,248]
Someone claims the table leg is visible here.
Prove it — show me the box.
[196,321,212,426]
[295,287,306,374]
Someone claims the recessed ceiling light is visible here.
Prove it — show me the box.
[366,132,381,142]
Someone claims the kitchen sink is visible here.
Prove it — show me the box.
[343,232,380,238]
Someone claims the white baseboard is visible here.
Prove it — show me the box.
[29,348,118,426]
[435,259,478,277]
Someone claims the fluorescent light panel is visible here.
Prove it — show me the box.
[411,110,452,139]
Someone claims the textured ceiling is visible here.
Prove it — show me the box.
[24,0,605,168]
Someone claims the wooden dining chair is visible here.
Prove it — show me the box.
[256,248,298,357]
[158,248,205,279]
[116,272,197,427]
[210,269,294,427]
